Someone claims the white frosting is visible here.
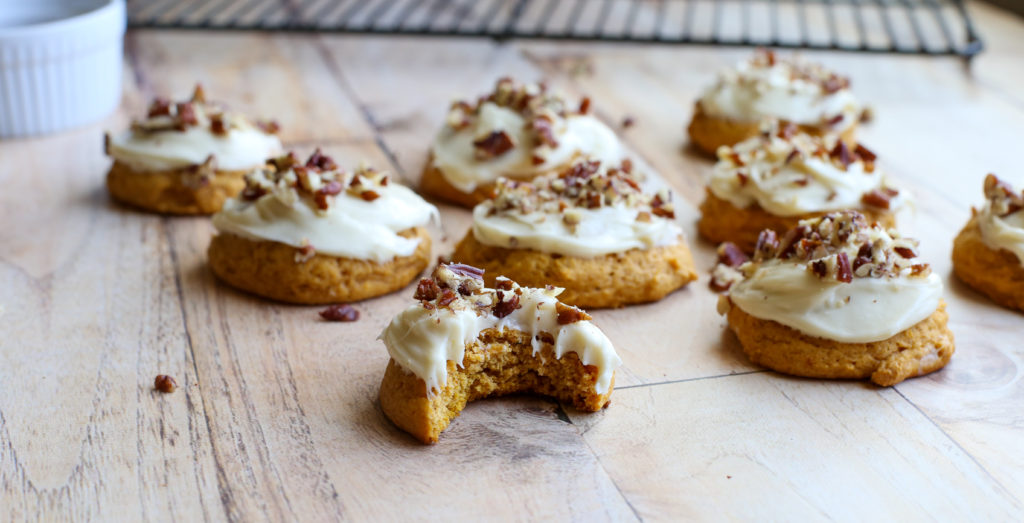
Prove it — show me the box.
[110,125,282,172]
[699,55,860,130]
[212,168,438,262]
[381,286,621,396]
[430,102,624,193]
[977,203,1024,264]
[471,202,682,257]
[729,260,942,343]
[709,133,900,217]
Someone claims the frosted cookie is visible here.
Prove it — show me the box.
[715,211,954,386]
[698,123,900,253]
[106,85,283,214]
[208,151,438,304]
[379,263,621,444]
[451,158,698,308]
[952,174,1024,312]
[422,77,627,208]
[688,49,861,155]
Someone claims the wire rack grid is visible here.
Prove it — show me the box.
[127,0,984,58]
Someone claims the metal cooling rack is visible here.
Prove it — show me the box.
[127,0,983,58]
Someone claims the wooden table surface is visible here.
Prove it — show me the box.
[3,1,1024,520]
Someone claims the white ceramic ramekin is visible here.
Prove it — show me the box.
[0,0,125,138]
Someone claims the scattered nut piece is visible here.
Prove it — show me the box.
[154,375,177,393]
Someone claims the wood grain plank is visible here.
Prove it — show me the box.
[572,372,1023,519]
[125,31,376,145]
[0,114,220,520]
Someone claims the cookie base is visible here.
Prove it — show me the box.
[952,216,1024,312]
[726,300,954,386]
[698,189,896,253]
[419,153,501,209]
[379,327,614,444]
[207,228,431,304]
[106,160,248,215]
[686,102,857,157]
[450,231,698,309]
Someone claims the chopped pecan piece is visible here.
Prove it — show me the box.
[210,114,227,135]
[835,252,852,283]
[822,75,849,94]
[810,259,828,278]
[893,246,915,259]
[154,375,177,393]
[314,181,343,210]
[717,242,749,268]
[257,120,281,134]
[830,141,853,168]
[306,148,338,171]
[853,144,876,162]
[360,190,381,202]
[319,304,359,322]
[446,263,485,280]
[492,291,520,318]
[555,302,592,325]
[147,97,171,117]
[578,96,591,115]
[175,102,197,129]
[754,229,780,260]
[414,278,441,301]
[437,289,458,307]
[861,188,899,209]
[473,130,515,159]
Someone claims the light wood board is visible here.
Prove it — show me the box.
[1,1,1023,520]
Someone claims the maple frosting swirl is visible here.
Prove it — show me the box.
[716,211,942,343]
[212,151,438,262]
[107,85,283,172]
[709,123,903,216]
[430,77,626,193]
[975,174,1024,264]
[471,158,682,257]
[380,264,621,396]
[698,49,861,132]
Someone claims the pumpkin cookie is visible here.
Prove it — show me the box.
[424,77,628,208]
[687,49,861,156]
[952,174,1024,312]
[714,211,953,386]
[105,85,282,214]
[451,158,698,308]
[209,150,438,304]
[379,263,621,443]
[698,123,900,253]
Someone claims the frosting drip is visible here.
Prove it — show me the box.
[381,265,621,396]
